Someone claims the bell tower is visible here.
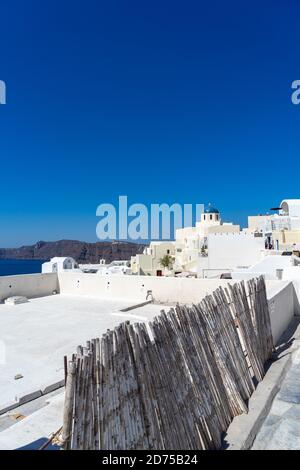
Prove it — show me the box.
[201,204,220,224]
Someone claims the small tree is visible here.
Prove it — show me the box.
[159,254,173,271]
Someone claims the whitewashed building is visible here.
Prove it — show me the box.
[130,199,300,279]
[131,241,175,276]
[130,206,241,277]
[42,257,79,273]
[247,199,300,252]
[79,259,132,276]
[174,206,240,274]
[96,260,132,276]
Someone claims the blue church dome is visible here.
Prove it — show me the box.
[204,205,220,214]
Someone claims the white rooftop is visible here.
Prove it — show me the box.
[0,293,167,414]
[0,270,298,449]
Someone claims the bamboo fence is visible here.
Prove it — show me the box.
[61,276,274,450]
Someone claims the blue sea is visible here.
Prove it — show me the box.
[0,259,45,276]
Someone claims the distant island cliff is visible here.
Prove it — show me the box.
[0,240,147,264]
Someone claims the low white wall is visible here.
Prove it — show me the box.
[58,272,241,304]
[282,267,300,315]
[58,273,295,345]
[267,281,295,344]
[0,273,59,302]
[232,255,292,281]
[0,271,293,346]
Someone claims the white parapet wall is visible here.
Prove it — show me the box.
[57,273,296,344]
[266,281,296,344]
[0,272,295,346]
[0,273,59,302]
[58,273,298,343]
[58,272,241,304]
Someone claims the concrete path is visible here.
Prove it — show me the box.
[252,346,300,450]
[0,392,64,449]
[0,388,62,433]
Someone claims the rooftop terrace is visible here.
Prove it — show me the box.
[0,292,169,414]
[0,271,299,449]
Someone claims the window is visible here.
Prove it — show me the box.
[210,214,213,220]
[167,249,170,254]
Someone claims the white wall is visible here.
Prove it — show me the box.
[282,267,300,315]
[58,272,241,304]
[267,281,295,344]
[57,273,296,344]
[281,199,300,218]
[42,257,77,273]
[232,255,292,281]
[205,233,264,275]
[0,271,294,346]
[0,273,59,302]
[42,262,57,273]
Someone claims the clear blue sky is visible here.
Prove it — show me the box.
[0,0,300,247]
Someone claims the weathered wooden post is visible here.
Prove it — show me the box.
[61,361,76,449]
